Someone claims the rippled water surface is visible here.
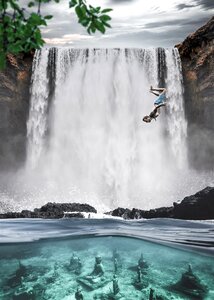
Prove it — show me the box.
[0,218,214,299]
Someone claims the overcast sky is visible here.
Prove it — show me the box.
[37,0,214,47]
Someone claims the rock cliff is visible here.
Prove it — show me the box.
[176,16,214,169]
[0,53,33,170]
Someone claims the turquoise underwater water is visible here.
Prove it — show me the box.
[0,218,214,300]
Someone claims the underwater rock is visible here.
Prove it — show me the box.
[170,264,208,299]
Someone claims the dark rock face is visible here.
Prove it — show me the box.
[0,202,96,219]
[173,186,214,220]
[109,187,214,220]
[176,16,214,169]
[0,53,33,170]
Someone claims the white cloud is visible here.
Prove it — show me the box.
[44,34,93,45]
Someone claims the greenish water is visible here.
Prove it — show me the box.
[0,235,214,300]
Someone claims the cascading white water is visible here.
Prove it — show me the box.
[164,48,187,167]
[24,47,191,211]
[27,48,50,168]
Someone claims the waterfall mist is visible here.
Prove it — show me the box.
[0,48,213,213]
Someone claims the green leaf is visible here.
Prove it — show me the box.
[93,20,105,33]
[91,25,96,33]
[0,51,6,70]
[100,15,111,22]
[29,13,43,25]
[75,5,83,18]
[28,1,35,7]
[69,0,77,8]
[102,21,111,28]
[80,18,90,27]
[44,15,53,20]
[95,6,101,12]
[101,8,113,13]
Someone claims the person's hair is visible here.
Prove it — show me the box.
[142,116,151,123]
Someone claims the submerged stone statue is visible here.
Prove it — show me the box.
[149,288,155,300]
[114,258,118,274]
[77,256,110,290]
[90,256,104,277]
[133,265,148,290]
[68,253,82,275]
[7,261,27,288]
[75,286,84,300]
[112,249,122,271]
[112,249,120,261]
[138,253,149,270]
[170,264,208,299]
[93,274,122,300]
[129,253,149,273]
[112,274,120,295]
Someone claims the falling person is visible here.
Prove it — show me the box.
[142,86,167,123]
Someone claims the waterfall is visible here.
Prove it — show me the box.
[24,47,191,211]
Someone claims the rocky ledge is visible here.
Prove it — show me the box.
[0,187,213,220]
[0,202,97,219]
[109,187,214,220]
